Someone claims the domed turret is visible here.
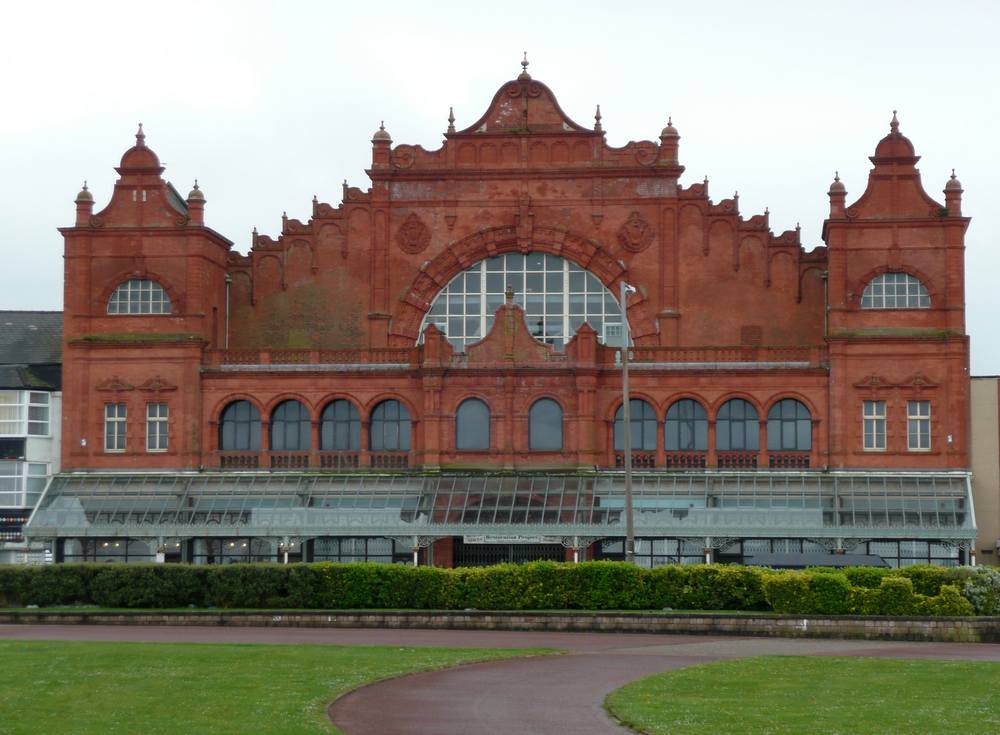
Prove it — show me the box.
[870,111,919,166]
[117,123,164,174]
[944,169,963,216]
[187,180,206,225]
[829,171,846,194]
[75,180,94,204]
[372,121,392,142]
[74,180,94,225]
[659,117,680,165]
[660,117,679,139]
[828,172,847,219]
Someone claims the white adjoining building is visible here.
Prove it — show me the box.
[0,311,62,563]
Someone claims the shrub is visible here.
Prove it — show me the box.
[0,561,987,616]
[874,576,917,616]
[809,572,852,614]
[204,564,289,608]
[919,584,975,617]
[22,564,96,607]
[842,567,893,589]
[764,573,813,614]
[961,566,1000,615]
[896,565,952,596]
[89,565,209,608]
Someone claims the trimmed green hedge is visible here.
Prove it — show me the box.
[0,561,987,616]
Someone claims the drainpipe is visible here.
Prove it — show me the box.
[224,274,232,349]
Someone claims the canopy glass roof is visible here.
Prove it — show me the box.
[26,471,975,542]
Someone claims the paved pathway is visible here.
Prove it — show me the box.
[2,625,998,734]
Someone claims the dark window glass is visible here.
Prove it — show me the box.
[269,400,311,451]
[716,399,759,451]
[456,398,490,450]
[529,399,563,451]
[370,400,411,451]
[766,399,811,451]
[320,400,360,450]
[665,399,708,451]
[614,399,657,451]
[219,400,261,451]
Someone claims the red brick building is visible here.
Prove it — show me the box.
[33,65,976,567]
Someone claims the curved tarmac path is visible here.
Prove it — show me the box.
[2,625,998,734]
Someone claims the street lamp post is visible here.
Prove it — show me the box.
[620,281,637,564]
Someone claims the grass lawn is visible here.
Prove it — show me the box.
[606,656,1000,735]
[0,640,552,735]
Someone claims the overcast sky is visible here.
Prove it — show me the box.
[2,1,997,372]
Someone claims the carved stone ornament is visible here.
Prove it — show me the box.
[391,145,416,169]
[396,213,431,254]
[96,376,135,392]
[137,376,178,393]
[617,211,654,253]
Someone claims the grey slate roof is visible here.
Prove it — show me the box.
[0,311,63,389]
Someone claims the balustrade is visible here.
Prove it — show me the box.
[717,451,759,469]
[768,452,811,469]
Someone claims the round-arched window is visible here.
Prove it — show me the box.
[860,272,929,309]
[269,400,311,451]
[107,278,172,314]
[529,399,563,451]
[716,399,759,451]
[421,252,624,351]
[455,398,490,450]
[370,400,411,452]
[665,399,708,451]
[219,400,260,451]
[614,399,657,451]
[767,399,812,451]
[321,400,360,451]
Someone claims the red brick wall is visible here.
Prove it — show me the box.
[59,79,969,473]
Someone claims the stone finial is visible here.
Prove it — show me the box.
[890,110,899,133]
[448,106,456,134]
[135,122,145,146]
[594,104,602,132]
[518,51,531,80]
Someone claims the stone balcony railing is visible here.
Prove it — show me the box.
[203,344,828,370]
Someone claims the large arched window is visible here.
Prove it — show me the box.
[614,399,657,451]
[529,399,563,451]
[219,400,260,451]
[269,400,311,451]
[767,399,812,451]
[107,278,172,314]
[716,399,759,451]
[320,400,360,450]
[420,252,624,351]
[860,272,930,309]
[370,400,411,451]
[455,398,490,450]
[665,399,708,451]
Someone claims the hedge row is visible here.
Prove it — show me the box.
[0,562,994,616]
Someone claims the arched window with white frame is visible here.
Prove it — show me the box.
[860,272,929,309]
[107,278,172,314]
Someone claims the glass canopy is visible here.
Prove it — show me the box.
[26,471,975,543]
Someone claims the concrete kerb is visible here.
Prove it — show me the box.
[0,609,998,643]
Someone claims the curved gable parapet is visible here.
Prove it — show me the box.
[844,115,946,220]
[456,78,595,136]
